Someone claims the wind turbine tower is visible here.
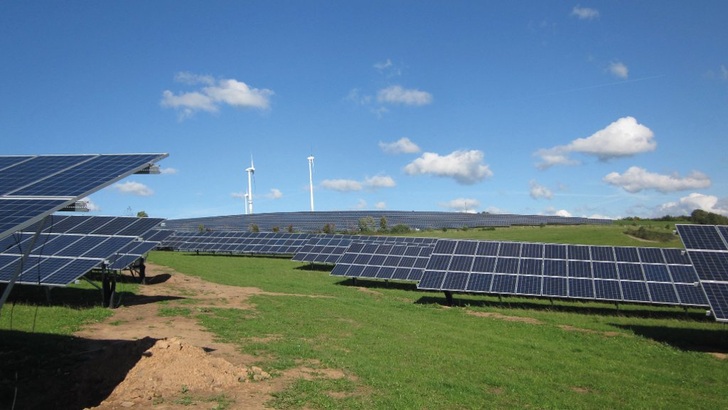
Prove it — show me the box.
[307,155,315,212]
[245,158,255,214]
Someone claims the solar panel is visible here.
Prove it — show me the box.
[417,239,706,308]
[331,242,434,282]
[164,231,313,256]
[676,224,728,321]
[0,153,168,240]
[676,224,728,251]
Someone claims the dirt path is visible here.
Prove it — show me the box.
[71,263,343,409]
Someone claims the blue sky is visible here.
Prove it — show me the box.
[2,1,726,220]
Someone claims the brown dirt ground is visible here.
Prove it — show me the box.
[21,263,356,409]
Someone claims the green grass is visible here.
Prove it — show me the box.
[148,243,728,409]
[404,222,684,247]
[1,224,725,409]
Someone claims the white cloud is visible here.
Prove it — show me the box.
[160,167,178,175]
[267,188,283,199]
[174,71,214,85]
[658,193,728,216]
[374,59,393,70]
[721,65,728,80]
[379,137,421,154]
[231,192,246,199]
[375,201,387,210]
[79,197,101,212]
[543,207,572,217]
[440,198,480,213]
[608,61,629,79]
[603,166,711,193]
[113,181,154,196]
[571,6,600,20]
[364,175,396,189]
[529,180,553,200]
[404,150,493,185]
[355,199,367,209]
[346,88,372,105]
[161,73,273,119]
[377,85,433,106]
[536,116,656,168]
[321,179,363,192]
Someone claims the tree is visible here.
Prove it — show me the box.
[250,224,260,233]
[136,210,148,218]
[322,223,335,234]
[358,216,375,233]
[287,224,294,233]
[379,216,388,232]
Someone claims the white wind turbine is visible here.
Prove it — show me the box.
[245,157,255,214]
[307,155,315,212]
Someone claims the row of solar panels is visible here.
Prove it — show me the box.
[163,210,613,233]
[159,224,728,322]
[675,224,728,321]
[0,154,167,239]
[0,216,171,287]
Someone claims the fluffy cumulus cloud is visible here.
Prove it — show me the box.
[529,180,553,200]
[375,201,387,210]
[571,5,600,20]
[608,61,629,79]
[161,72,273,119]
[364,175,396,188]
[160,167,178,175]
[321,174,396,192]
[658,193,728,216]
[377,85,433,106]
[113,181,154,196]
[536,116,656,168]
[603,166,711,193]
[440,198,481,213]
[264,188,283,199]
[404,150,493,185]
[379,137,421,154]
[543,207,572,217]
[321,179,363,192]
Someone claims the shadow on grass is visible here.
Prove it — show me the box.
[333,278,419,291]
[612,324,728,354]
[294,263,334,272]
[2,281,184,309]
[179,252,294,260]
[414,293,711,321]
[0,329,157,409]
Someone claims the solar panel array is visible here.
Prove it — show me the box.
[0,154,168,239]
[676,224,728,322]
[331,242,434,282]
[161,231,313,256]
[0,217,168,286]
[416,239,707,308]
[164,210,612,233]
[292,235,437,265]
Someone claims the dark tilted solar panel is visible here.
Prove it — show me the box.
[332,242,434,282]
[109,241,161,270]
[0,153,167,241]
[687,251,728,282]
[0,198,70,240]
[10,154,164,197]
[699,282,728,321]
[418,239,706,307]
[291,236,352,264]
[163,231,312,255]
[676,224,728,251]
[0,254,102,287]
[144,230,175,242]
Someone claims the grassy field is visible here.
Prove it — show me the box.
[3,223,727,409]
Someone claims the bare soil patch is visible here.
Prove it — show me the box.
[5,263,355,409]
[466,310,544,325]
[559,324,627,338]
